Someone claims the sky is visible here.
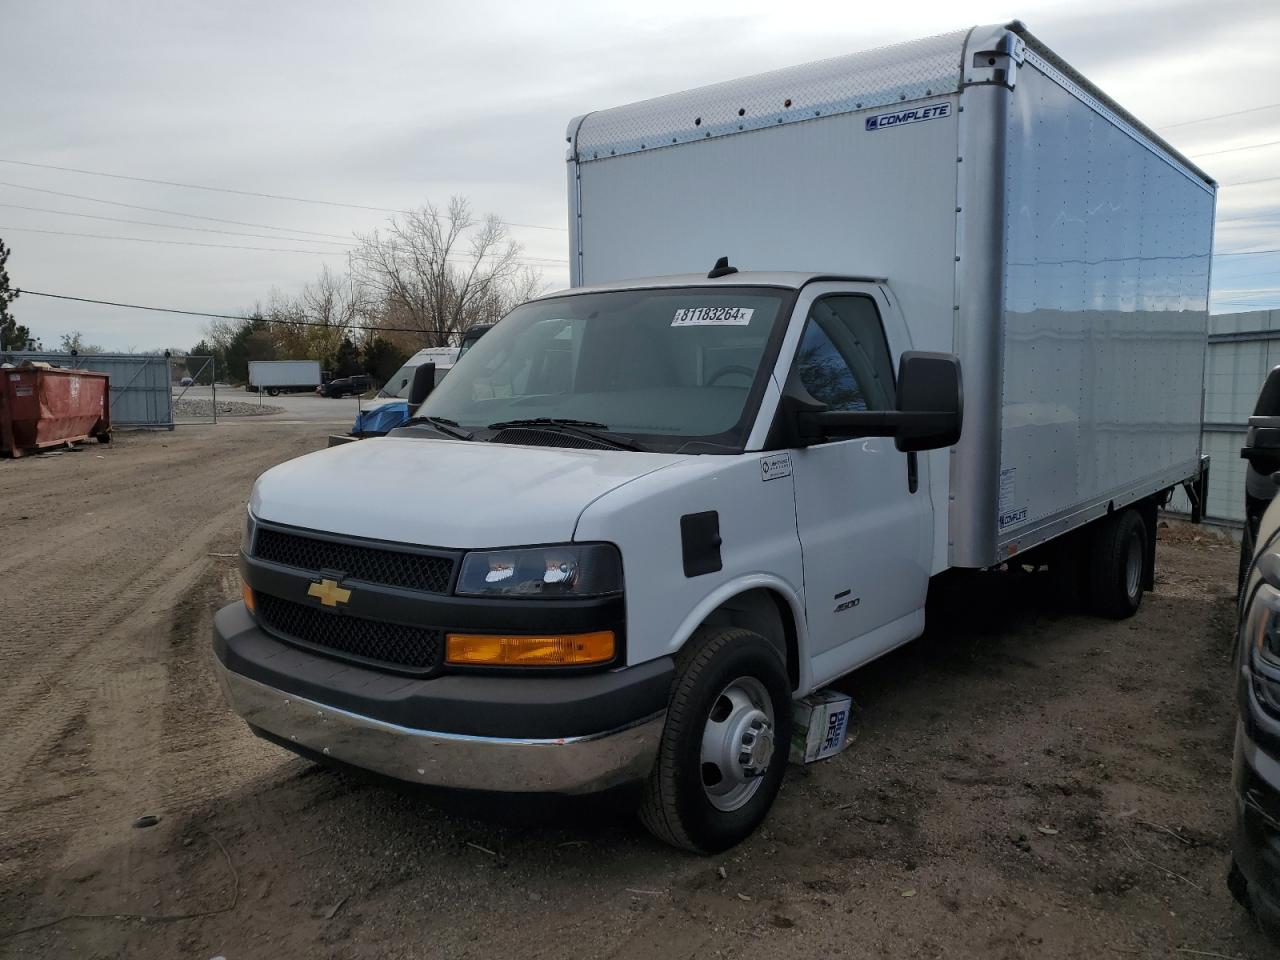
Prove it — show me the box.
[2,0,1278,351]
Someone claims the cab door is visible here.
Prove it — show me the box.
[779,285,931,685]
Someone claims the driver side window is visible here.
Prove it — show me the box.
[790,296,895,412]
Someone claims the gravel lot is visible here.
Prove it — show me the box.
[172,398,284,419]
[0,426,1272,959]
[173,386,365,425]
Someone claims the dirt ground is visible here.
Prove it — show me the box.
[0,425,1272,959]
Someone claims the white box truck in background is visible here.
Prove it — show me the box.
[215,21,1215,852]
[247,359,322,397]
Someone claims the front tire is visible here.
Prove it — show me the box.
[1087,509,1147,619]
[639,627,792,853]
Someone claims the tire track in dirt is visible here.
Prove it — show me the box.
[0,427,322,888]
[0,430,314,731]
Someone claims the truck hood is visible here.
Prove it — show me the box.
[250,436,688,548]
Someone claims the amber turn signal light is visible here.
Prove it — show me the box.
[445,630,615,666]
[241,580,256,613]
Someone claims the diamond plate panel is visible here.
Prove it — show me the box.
[573,29,969,161]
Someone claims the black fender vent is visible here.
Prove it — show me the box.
[680,511,723,577]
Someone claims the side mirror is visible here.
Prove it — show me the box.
[893,351,963,452]
[790,351,963,452]
[408,362,437,405]
[1243,366,1280,480]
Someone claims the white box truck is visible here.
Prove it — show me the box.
[247,359,322,396]
[214,21,1215,852]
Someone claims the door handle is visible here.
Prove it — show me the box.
[907,452,919,494]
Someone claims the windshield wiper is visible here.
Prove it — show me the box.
[485,418,644,451]
[402,415,475,441]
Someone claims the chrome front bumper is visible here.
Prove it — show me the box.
[214,657,665,794]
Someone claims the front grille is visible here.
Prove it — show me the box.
[256,593,442,673]
[254,526,454,594]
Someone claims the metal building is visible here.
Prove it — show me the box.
[0,352,174,429]
[1166,309,1277,525]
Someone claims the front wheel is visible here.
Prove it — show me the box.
[639,627,792,853]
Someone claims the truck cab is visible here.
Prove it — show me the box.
[217,269,960,851]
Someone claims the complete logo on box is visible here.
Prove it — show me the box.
[865,101,951,131]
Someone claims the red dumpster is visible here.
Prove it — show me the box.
[0,365,111,458]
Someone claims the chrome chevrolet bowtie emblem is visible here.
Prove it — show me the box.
[307,578,351,608]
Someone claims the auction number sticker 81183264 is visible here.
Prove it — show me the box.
[671,307,755,327]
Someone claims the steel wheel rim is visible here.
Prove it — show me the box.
[700,675,775,812]
[1125,531,1143,598]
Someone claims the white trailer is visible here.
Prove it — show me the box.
[248,360,322,396]
[215,21,1215,854]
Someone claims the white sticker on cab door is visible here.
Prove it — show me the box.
[760,452,793,482]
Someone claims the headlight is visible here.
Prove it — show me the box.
[456,543,622,599]
[1244,582,1280,664]
[242,510,258,556]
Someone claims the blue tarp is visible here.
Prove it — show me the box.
[352,401,410,435]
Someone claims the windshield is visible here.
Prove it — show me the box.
[417,287,792,452]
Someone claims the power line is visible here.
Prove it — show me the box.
[0,202,355,246]
[13,289,464,337]
[1208,272,1280,284]
[1222,175,1280,188]
[0,223,568,264]
[0,179,354,239]
[1190,139,1280,159]
[1158,102,1280,131]
[1217,208,1280,224]
[0,158,568,233]
[3,218,1271,262]
[0,224,352,256]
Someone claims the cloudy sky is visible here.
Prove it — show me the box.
[2,0,1278,351]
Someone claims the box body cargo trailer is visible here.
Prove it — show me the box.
[247,359,322,396]
[566,21,1215,572]
[213,22,1215,854]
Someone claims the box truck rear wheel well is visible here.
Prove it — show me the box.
[695,588,799,692]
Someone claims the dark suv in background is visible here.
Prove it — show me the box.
[320,374,372,398]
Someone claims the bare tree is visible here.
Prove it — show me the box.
[266,266,360,360]
[350,196,537,347]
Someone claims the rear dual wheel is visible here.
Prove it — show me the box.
[1086,508,1148,619]
[640,627,792,853]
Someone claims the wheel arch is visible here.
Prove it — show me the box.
[668,576,809,694]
